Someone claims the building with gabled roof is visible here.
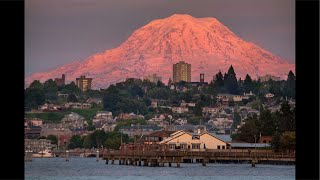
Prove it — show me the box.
[159,130,230,151]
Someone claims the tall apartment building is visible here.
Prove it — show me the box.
[173,61,191,83]
[76,76,92,92]
[143,74,162,83]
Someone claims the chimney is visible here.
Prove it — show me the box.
[200,73,204,83]
[197,128,201,135]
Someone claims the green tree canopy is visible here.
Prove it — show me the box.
[67,93,78,102]
[46,135,58,145]
[224,65,239,94]
[25,88,45,108]
[68,135,83,149]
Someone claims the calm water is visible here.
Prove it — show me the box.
[25,157,295,180]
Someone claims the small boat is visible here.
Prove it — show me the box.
[33,149,54,158]
[80,153,86,157]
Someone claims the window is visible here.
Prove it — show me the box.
[222,146,225,149]
[263,140,267,143]
[192,135,200,140]
[192,144,200,149]
[217,145,220,149]
[169,144,176,149]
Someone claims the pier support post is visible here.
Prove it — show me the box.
[202,157,207,166]
[139,160,141,166]
[169,162,172,167]
[251,159,256,167]
[119,159,122,165]
[105,158,108,164]
[111,159,114,164]
[160,157,164,167]
[143,160,148,166]
[96,150,99,162]
[65,150,69,162]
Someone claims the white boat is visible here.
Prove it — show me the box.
[33,149,54,158]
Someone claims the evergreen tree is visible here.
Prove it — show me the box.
[214,71,224,87]
[224,65,239,94]
[43,79,58,101]
[168,78,173,86]
[243,74,253,93]
[232,111,241,129]
[258,109,274,136]
[237,116,258,143]
[67,93,78,102]
[25,88,45,108]
[29,80,43,89]
[285,71,295,98]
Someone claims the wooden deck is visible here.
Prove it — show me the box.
[102,145,295,167]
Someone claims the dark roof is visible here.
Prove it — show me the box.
[146,131,176,137]
[230,143,271,148]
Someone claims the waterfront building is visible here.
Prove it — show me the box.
[25,139,53,153]
[159,130,230,150]
[76,75,92,92]
[173,61,191,83]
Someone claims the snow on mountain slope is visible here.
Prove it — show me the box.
[25,14,295,89]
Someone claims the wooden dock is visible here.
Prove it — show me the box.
[102,144,295,167]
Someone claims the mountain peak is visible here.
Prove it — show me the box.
[169,14,194,18]
[25,14,295,89]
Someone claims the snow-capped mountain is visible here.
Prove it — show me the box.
[25,14,295,89]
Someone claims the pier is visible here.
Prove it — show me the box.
[102,144,295,167]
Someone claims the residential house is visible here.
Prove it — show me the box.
[38,103,64,111]
[65,102,92,109]
[117,113,145,120]
[180,102,196,107]
[140,131,176,144]
[202,106,221,114]
[151,100,158,108]
[147,115,168,127]
[86,98,103,104]
[25,118,43,127]
[208,118,233,130]
[61,112,85,129]
[217,94,243,102]
[119,125,161,137]
[92,111,113,124]
[25,126,42,139]
[172,107,189,114]
[174,118,188,125]
[259,136,272,144]
[265,93,275,98]
[40,128,73,146]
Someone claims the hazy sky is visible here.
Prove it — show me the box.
[25,0,295,76]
